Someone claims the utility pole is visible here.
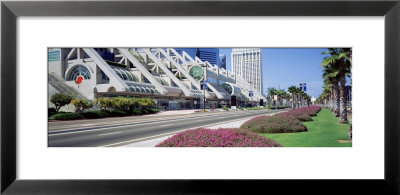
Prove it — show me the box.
[201,63,207,111]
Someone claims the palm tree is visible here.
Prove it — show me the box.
[322,48,351,124]
[316,86,332,108]
[300,90,307,107]
[288,86,297,109]
[322,65,340,117]
[267,87,277,107]
[295,87,302,108]
[277,89,286,106]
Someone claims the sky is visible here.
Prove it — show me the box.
[219,48,327,98]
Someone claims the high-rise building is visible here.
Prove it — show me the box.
[219,54,227,70]
[174,48,219,66]
[231,48,262,94]
[196,48,219,65]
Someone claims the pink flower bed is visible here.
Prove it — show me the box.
[277,105,322,121]
[295,106,321,116]
[277,110,312,121]
[239,106,321,133]
[156,128,282,147]
[240,114,307,133]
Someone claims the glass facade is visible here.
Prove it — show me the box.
[196,48,219,65]
[174,48,219,66]
[67,65,91,81]
[219,54,227,69]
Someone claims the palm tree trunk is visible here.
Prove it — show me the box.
[339,62,348,124]
[349,125,352,140]
[291,98,294,109]
[334,84,340,117]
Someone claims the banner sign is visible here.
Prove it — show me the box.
[48,50,60,62]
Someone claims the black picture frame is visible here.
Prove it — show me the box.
[1,0,399,194]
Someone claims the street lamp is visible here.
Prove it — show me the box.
[200,64,207,111]
[248,81,253,107]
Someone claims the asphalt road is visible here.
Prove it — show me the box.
[48,109,286,147]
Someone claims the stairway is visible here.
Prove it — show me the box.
[48,72,87,100]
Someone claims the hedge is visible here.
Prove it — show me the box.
[240,114,307,133]
[239,106,322,133]
[49,112,84,120]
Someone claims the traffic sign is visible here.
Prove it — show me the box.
[203,80,207,90]
[249,91,253,97]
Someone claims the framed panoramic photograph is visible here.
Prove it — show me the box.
[2,0,400,194]
[47,47,351,148]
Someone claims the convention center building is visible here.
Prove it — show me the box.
[48,48,266,110]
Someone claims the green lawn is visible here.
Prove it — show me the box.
[261,108,352,147]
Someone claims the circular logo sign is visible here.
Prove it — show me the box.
[76,75,84,84]
[189,66,204,81]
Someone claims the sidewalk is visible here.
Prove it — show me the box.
[121,111,284,147]
[152,109,222,116]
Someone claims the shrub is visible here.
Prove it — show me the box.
[222,106,229,111]
[133,109,143,115]
[95,96,152,112]
[147,108,160,114]
[81,110,111,119]
[294,106,321,116]
[50,93,73,113]
[240,114,307,133]
[108,109,130,117]
[138,97,155,109]
[265,106,289,109]
[278,110,312,122]
[95,97,112,110]
[48,107,57,117]
[49,112,83,120]
[156,128,282,147]
[110,96,132,111]
[141,109,149,114]
[71,99,93,113]
[245,107,263,110]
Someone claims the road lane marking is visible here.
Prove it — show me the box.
[49,109,265,128]
[98,131,122,136]
[98,114,273,147]
[48,110,284,137]
[48,112,242,133]
[49,116,219,135]
[81,124,95,126]
[49,112,232,128]
[48,112,235,136]
[159,124,173,127]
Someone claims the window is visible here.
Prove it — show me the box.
[114,68,138,82]
[156,76,168,86]
[67,65,91,81]
[101,71,109,81]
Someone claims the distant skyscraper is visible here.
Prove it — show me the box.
[173,48,219,66]
[219,54,227,70]
[231,48,262,94]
